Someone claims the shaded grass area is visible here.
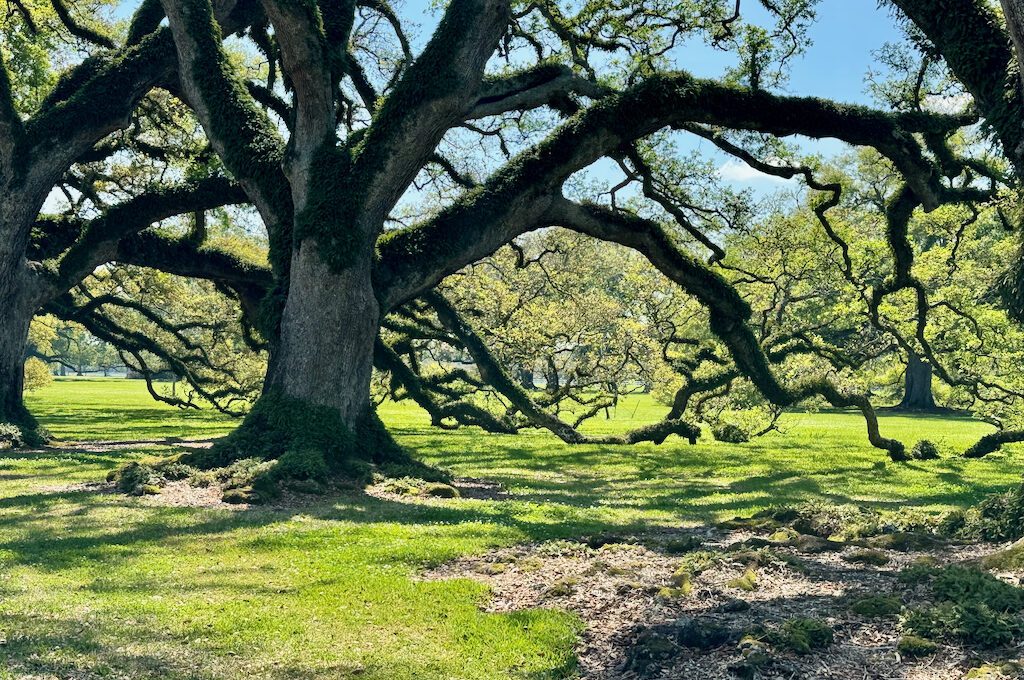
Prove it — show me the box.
[0,378,1019,678]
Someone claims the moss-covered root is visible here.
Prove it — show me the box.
[167,391,442,499]
[0,416,49,449]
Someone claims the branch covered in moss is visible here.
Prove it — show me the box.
[963,429,1024,458]
[376,71,972,308]
[46,178,248,298]
[159,0,293,274]
[468,63,607,118]
[888,0,1024,173]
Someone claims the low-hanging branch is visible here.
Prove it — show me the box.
[548,198,908,460]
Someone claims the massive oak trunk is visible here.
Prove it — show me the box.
[897,353,937,411]
[0,285,34,428]
[264,247,379,430]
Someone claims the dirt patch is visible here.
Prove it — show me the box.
[450,477,511,500]
[364,476,511,502]
[140,480,232,508]
[423,529,1018,679]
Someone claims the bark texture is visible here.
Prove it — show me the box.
[266,252,379,428]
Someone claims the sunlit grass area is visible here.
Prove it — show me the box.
[0,378,1019,678]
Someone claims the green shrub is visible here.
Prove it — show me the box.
[937,509,968,536]
[220,457,275,489]
[901,566,1024,648]
[956,603,1024,647]
[768,618,834,655]
[545,578,577,597]
[971,484,1024,542]
[965,662,1024,679]
[673,550,721,581]
[896,635,937,657]
[903,603,960,640]
[0,423,24,449]
[422,482,459,498]
[222,487,256,504]
[897,560,939,585]
[790,502,881,539]
[931,566,1024,612]
[867,531,939,552]
[911,440,940,460]
[754,507,800,523]
[712,423,749,444]
[275,447,330,480]
[114,462,159,494]
[850,595,902,618]
[159,461,198,481]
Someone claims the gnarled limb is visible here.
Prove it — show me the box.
[424,290,701,445]
[376,71,972,308]
[44,178,248,300]
[889,0,1024,173]
[549,198,907,460]
[964,429,1024,458]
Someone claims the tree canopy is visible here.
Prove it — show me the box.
[4,0,1024,487]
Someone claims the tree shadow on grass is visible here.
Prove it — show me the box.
[0,451,1019,576]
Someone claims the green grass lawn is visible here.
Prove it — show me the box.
[0,377,1021,678]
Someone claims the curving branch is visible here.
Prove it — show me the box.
[889,0,1024,174]
[548,198,907,459]
[49,0,116,48]
[423,291,701,445]
[376,71,974,309]
[44,178,249,299]
[468,63,608,119]
[159,0,293,272]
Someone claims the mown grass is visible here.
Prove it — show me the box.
[0,377,1020,678]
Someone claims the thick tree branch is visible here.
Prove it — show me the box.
[115,232,272,324]
[376,72,966,307]
[347,0,511,228]
[44,178,248,300]
[468,63,607,118]
[159,0,293,271]
[889,0,1024,172]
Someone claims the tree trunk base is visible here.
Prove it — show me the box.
[0,408,47,450]
[121,392,446,501]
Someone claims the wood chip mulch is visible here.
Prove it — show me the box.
[423,529,1024,680]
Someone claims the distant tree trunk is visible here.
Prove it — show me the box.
[898,353,937,410]
[544,356,560,393]
[518,364,535,390]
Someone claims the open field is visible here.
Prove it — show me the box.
[0,378,1020,678]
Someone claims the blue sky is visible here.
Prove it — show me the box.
[680,0,906,190]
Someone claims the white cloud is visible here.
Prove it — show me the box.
[716,159,794,184]
[922,92,972,115]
